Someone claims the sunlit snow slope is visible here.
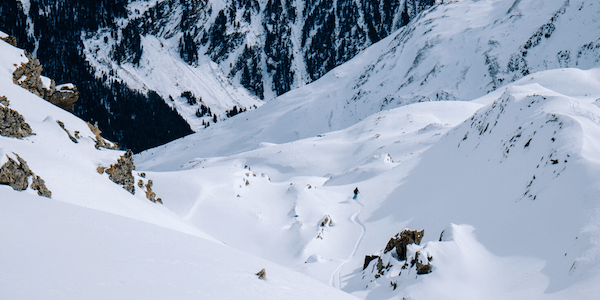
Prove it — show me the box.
[0,34,359,300]
[135,0,600,299]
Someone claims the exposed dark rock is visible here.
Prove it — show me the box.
[105,150,135,194]
[0,34,17,46]
[256,268,266,280]
[144,179,156,202]
[46,85,79,111]
[320,215,333,227]
[56,120,78,143]
[416,260,432,275]
[87,122,119,150]
[363,255,380,270]
[31,175,51,198]
[0,95,8,106]
[0,101,33,139]
[12,52,79,111]
[0,154,32,191]
[12,52,45,98]
[384,229,424,260]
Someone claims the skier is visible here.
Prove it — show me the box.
[353,187,359,199]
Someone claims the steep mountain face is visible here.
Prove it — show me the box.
[98,0,435,99]
[142,0,599,154]
[81,0,437,130]
[0,0,435,151]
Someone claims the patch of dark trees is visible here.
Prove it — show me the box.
[0,0,192,153]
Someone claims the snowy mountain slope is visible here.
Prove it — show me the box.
[135,0,600,162]
[354,68,600,297]
[0,36,359,299]
[0,191,360,300]
[136,100,481,280]
[137,65,600,299]
[77,0,438,131]
[83,0,436,99]
[83,32,263,131]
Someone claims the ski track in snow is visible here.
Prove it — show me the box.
[330,195,366,289]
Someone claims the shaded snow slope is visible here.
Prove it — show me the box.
[0,36,358,299]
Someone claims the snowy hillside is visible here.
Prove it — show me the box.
[0,35,359,300]
[4,0,600,299]
[133,0,600,298]
[77,0,437,130]
[130,0,600,155]
[137,66,600,298]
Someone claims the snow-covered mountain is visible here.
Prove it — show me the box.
[0,0,437,148]
[133,0,600,298]
[4,0,600,299]
[81,0,437,131]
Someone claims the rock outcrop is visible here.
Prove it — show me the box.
[256,268,266,280]
[0,97,33,139]
[0,154,32,191]
[56,120,79,143]
[0,153,51,198]
[87,122,119,150]
[0,34,17,46]
[0,95,8,106]
[384,229,424,260]
[31,175,52,198]
[361,229,432,289]
[143,179,162,204]
[12,52,78,111]
[105,150,135,194]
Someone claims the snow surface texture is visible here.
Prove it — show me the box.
[137,67,600,299]
[134,1,600,299]
[0,36,358,300]
[5,0,600,299]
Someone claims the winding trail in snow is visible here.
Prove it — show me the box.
[329,195,366,289]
